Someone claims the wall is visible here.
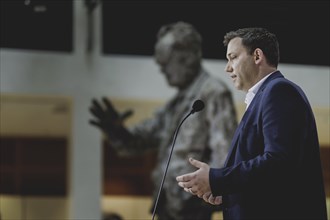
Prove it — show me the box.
[0,1,329,219]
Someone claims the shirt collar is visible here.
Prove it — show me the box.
[245,71,276,109]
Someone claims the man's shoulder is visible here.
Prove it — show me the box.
[265,77,302,94]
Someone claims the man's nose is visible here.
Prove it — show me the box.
[224,63,232,73]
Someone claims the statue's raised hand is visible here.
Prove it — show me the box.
[89,97,133,140]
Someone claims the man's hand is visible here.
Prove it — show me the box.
[176,158,211,197]
[89,97,133,135]
[176,158,222,205]
[202,191,222,205]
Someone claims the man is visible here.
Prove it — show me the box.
[176,27,328,219]
[89,22,237,220]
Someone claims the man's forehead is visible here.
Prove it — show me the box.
[226,37,244,55]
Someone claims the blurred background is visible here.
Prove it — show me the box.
[0,0,329,219]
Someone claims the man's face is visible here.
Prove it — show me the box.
[155,33,199,89]
[225,37,258,92]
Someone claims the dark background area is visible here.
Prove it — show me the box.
[1,1,329,66]
[102,0,330,66]
[0,0,73,52]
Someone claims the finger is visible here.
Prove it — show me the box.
[89,106,103,119]
[102,97,118,117]
[89,120,101,127]
[189,188,197,195]
[120,109,134,120]
[176,173,194,182]
[203,192,212,202]
[178,181,193,189]
[89,120,110,133]
[188,157,205,169]
[184,188,190,193]
[184,187,197,195]
[196,188,206,198]
[208,195,222,205]
[90,99,105,118]
[214,196,222,205]
[208,194,216,205]
[91,98,101,108]
[176,175,183,182]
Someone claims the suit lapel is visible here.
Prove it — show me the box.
[223,109,249,166]
[223,71,284,167]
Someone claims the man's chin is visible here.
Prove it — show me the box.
[234,83,243,91]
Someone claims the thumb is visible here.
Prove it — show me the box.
[188,158,204,169]
[120,109,134,120]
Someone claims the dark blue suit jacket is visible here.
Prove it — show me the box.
[210,71,327,219]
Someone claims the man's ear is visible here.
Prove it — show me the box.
[254,48,263,63]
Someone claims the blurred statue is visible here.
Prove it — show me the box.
[103,212,123,220]
[89,21,237,220]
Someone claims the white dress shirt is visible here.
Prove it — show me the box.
[245,71,275,109]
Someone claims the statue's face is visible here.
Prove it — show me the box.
[155,32,200,90]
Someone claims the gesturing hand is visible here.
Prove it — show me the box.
[89,97,133,138]
[176,158,222,205]
[176,158,211,197]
